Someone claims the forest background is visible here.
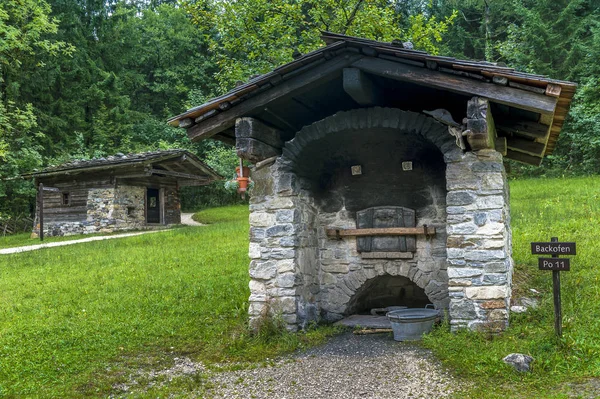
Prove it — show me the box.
[1,0,599,218]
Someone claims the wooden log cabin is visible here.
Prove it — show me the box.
[23,150,220,237]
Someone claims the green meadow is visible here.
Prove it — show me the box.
[1,177,599,398]
[424,176,600,398]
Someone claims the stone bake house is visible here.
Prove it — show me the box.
[169,32,577,332]
[26,150,220,237]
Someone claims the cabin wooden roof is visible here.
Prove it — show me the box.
[24,150,221,186]
[169,32,577,166]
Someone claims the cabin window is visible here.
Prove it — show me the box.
[62,192,70,205]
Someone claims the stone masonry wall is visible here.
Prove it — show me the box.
[446,149,513,332]
[248,163,314,331]
[317,203,449,323]
[113,185,146,230]
[246,108,513,332]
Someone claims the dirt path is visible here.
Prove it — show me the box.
[0,230,168,255]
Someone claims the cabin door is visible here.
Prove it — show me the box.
[146,188,161,224]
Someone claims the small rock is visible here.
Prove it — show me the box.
[503,353,534,372]
[518,297,539,309]
[510,306,527,313]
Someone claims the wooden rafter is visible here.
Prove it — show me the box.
[351,57,558,115]
[185,53,364,141]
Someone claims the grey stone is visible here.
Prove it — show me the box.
[250,227,266,242]
[484,262,508,273]
[471,161,503,172]
[249,261,277,280]
[448,222,478,234]
[464,250,505,262]
[483,273,507,285]
[450,299,477,319]
[448,268,482,278]
[474,213,487,226]
[447,191,476,206]
[266,224,294,237]
[270,249,295,259]
[276,273,296,288]
[275,172,296,194]
[510,306,527,313]
[503,353,534,372]
[276,209,299,223]
[279,236,298,247]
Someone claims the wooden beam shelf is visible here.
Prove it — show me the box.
[326,226,436,239]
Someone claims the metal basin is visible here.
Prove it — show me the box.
[387,308,440,341]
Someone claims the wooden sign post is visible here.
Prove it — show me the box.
[531,237,576,337]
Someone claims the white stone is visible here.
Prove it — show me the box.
[510,305,527,313]
[249,279,266,294]
[249,212,276,227]
[448,222,478,235]
[465,286,508,300]
[248,242,261,259]
[277,297,296,313]
[266,197,294,210]
[481,239,505,249]
[276,259,295,273]
[249,293,267,302]
[248,302,265,316]
[482,173,504,190]
[249,261,277,280]
[476,195,504,209]
[464,250,506,261]
[322,263,349,273]
[321,272,336,285]
[476,222,505,235]
[446,248,465,259]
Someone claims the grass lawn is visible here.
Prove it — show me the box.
[2,177,599,398]
[0,205,334,398]
[424,175,600,398]
[0,230,170,250]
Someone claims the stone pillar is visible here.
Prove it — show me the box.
[446,149,513,332]
[247,161,318,332]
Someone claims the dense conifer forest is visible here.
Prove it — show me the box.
[1,0,598,217]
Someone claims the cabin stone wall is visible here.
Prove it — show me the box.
[34,183,180,237]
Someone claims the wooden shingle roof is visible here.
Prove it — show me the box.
[24,150,221,185]
[169,32,577,165]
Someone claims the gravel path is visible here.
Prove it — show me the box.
[0,230,167,255]
[181,213,204,226]
[200,332,460,399]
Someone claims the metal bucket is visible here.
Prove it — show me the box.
[370,305,407,316]
[387,308,440,341]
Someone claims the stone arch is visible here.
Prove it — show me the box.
[322,263,449,321]
[281,107,462,170]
